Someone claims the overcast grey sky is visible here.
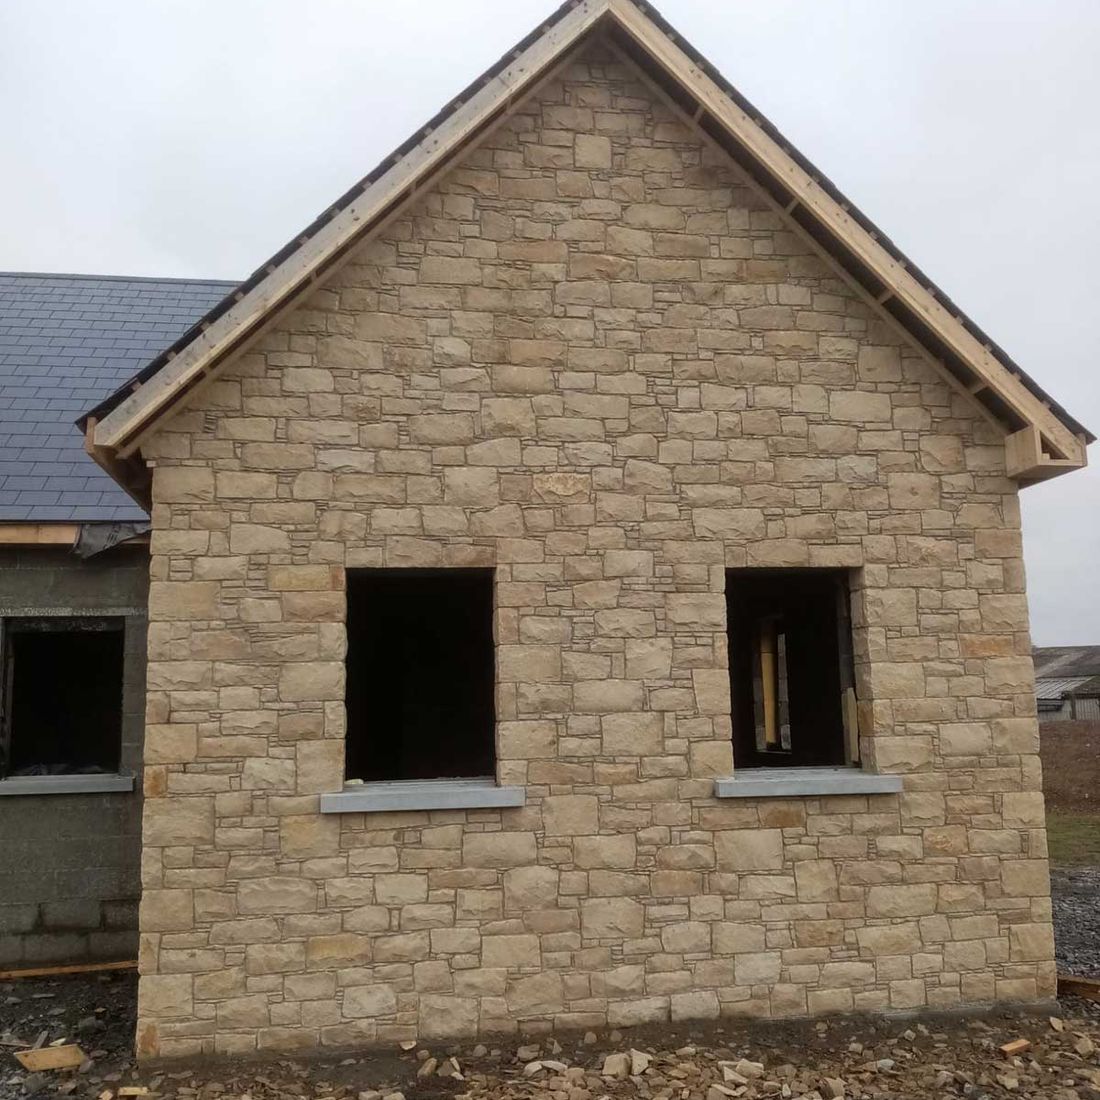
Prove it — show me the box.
[1,0,1096,644]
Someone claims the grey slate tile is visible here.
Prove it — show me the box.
[0,272,235,522]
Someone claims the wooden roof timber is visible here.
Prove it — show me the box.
[83,416,152,510]
[599,4,1090,478]
[85,0,1090,499]
[0,524,80,547]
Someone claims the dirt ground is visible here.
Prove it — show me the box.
[1041,722,1100,819]
[1043,719,1100,977]
[1043,723,1100,868]
[3,970,1100,1100]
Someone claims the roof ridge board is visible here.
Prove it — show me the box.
[81,0,1092,468]
[0,271,239,287]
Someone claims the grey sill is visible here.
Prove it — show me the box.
[320,778,526,814]
[0,774,135,796]
[714,767,902,799]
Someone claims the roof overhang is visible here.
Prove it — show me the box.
[82,0,1091,504]
[0,521,150,554]
[0,524,80,548]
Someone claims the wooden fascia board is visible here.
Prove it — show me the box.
[0,524,79,547]
[1004,424,1088,483]
[603,34,1085,485]
[93,0,612,456]
[84,417,153,510]
[601,36,1005,430]
[607,0,1088,473]
[91,0,1087,485]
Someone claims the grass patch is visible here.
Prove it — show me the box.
[1047,811,1100,866]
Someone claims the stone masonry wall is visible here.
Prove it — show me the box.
[0,545,148,967]
[135,42,1052,1058]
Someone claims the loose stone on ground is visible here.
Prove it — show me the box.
[6,974,1100,1100]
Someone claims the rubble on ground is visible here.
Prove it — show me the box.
[1052,867,1100,979]
[5,973,1100,1100]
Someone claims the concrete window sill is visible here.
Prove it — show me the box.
[713,767,902,799]
[0,774,136,796]
[320,778,526,814]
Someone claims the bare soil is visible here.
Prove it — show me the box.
[1041,721,1100,817]
[0,970,134,1098]
[1041,719,1100,978]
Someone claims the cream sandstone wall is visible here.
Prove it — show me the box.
[135,44,1053,1058]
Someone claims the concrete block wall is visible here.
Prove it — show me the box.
[134,42,1052,1057]
[0,545,148,966]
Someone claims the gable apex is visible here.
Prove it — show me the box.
[83,0,1089,502]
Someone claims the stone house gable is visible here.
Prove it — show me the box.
[134,40,1051,1058]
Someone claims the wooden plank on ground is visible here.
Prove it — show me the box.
[1058,974,1100,1001]
[13,1044,85,1071]
[0,959,137,981]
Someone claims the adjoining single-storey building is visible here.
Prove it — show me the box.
[1034,646,1100,722]
[8,0,1095,1058]
[0,273,231,966]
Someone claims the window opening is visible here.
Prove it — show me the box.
[345,569,495,783]
[727,570,855,768]
[0,617,125,778]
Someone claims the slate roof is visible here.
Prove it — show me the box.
[0,272,235,521]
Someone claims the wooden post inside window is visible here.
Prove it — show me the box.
[759,617,779,749]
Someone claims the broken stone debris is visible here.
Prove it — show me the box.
[7,973,1100,1100]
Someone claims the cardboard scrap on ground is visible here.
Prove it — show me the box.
[13,1043,86,1071]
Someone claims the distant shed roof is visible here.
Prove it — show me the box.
[1033,646,1100,680]
[1035,676,1098,701]
[0,272,234,521]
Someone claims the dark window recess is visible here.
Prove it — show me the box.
[345,569,496,782]
[726,570,856,768]
[1,617,125,778]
